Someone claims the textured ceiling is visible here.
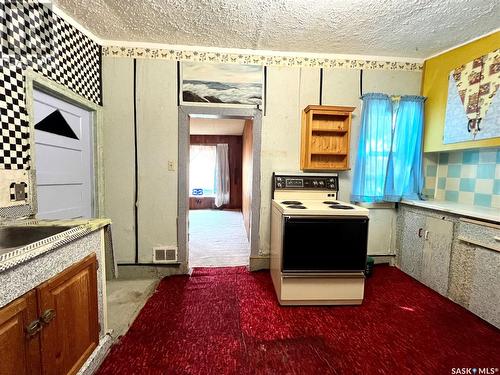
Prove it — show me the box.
[54,0,499,58]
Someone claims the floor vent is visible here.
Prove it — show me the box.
[153,246,178,263]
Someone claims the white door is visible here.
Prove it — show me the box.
[33,90,94,219]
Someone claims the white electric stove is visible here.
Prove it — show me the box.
[270,172,369,305]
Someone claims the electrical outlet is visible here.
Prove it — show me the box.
[14,183,26,201]
[168,160,175,171]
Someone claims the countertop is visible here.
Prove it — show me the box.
[0,218,111,272]
[401,199,500,223]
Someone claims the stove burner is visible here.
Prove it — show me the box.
[323,201,339,205]
[329,205,354,210]
[281,200,302,205]
[288,205,307,209]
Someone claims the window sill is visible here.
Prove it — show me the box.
[355,202,396,209]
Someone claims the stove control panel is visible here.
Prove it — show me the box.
[273,174,338,191]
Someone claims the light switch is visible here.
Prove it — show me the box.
[168,160,176,171]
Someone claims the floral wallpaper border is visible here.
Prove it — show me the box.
[102,46,423,71]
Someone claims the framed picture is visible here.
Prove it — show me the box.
[181,62,263,107]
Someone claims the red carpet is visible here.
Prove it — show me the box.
[98,266,500,374]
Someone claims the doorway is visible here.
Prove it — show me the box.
[33,89,94,219]
[188,118,249,266]
[178,107,261,269]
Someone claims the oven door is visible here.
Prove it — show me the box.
[282,216,368,273]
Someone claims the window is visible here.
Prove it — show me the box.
[190,145,216,197]
[351,94,393,202]
[352,94,425,203]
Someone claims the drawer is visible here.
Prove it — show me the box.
[457,218,500,253]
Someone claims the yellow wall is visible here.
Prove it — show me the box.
[422,32,500,152]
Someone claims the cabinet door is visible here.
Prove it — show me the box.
[421,217,453,295]
[37,254,98,375]
[399,210,426,280]
[0,291,41,375]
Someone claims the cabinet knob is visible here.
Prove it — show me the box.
[40,309,56,324]
[26,319,42,338]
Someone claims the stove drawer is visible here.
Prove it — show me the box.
[282,216,369,273]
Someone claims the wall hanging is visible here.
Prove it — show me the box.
[181,62,263,106]
[443,48,500,144]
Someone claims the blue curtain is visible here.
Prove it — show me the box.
[384,96,425,201]
[351,93,393,202]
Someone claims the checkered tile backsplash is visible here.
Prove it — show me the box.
[0,1,102,170]
[423,147,500,209]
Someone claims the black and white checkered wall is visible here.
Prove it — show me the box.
[0,0,102,170]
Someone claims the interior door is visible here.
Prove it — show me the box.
[33,89,93,219]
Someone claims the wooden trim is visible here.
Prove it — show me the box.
[304,105,355,113]
[300,110,306,169]
[345,111,352,169]
[459,217,500,230]
[311,129,348,133]
[26,290,41,375]
[0,297,27,324]
[306,110,313,165]
[310,151,347,155]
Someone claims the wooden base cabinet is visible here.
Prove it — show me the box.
[38,255,99,375]
[0,254,98,375]
[0,291,40,375]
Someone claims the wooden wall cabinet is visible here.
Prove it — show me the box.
[300,105,355,171]
[0,254,98,375]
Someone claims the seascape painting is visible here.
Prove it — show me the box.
[182,62,263,105]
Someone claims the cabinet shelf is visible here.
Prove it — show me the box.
[310,151,347,155]
[301,105,355,171]
[311,128,348,133]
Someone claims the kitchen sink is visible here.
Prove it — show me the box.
[0,226,75,255]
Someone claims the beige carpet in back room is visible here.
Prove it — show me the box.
[189,209,250,267]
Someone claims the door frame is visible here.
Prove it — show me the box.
[25,69,103,217]
[178,106,262,268]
